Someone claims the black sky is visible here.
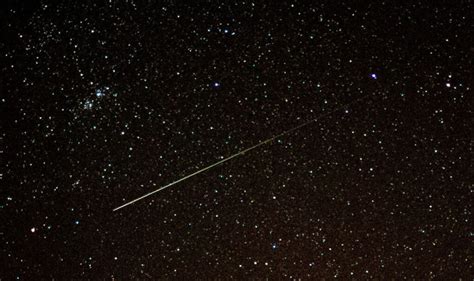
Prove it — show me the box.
[2,1,473,279]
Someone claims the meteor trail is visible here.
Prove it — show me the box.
[113,94,372,212]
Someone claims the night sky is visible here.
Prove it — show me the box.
[2,1,473,279]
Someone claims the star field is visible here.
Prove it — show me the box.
[1,1,473,279]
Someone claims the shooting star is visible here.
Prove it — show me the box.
[113,94,372,212]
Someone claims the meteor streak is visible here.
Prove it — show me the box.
[113,94,372,212]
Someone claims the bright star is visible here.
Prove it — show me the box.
[95,89,104,97]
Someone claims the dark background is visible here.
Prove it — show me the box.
[1,1,472,279]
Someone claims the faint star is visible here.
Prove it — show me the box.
[83,100,94,110]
